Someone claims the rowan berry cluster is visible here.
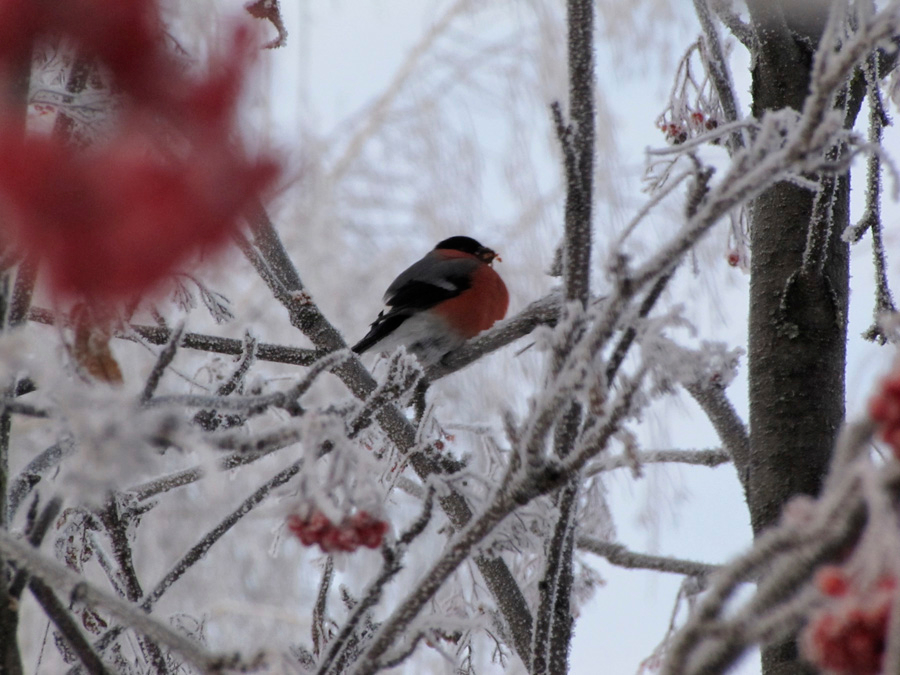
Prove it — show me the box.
[801,566,896,675]
[287,511,388,554]
[659,110,719,145]
[868,370,900,457]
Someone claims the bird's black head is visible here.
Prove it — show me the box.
[434,236,499,264]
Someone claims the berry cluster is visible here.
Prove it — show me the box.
[869,370,900,457]
[659,111,719,145]
[287,511,388,554]
[801,566,896,675]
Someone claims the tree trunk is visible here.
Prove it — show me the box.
[746,5,852,674]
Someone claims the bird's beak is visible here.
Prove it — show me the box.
[481,248,501,264]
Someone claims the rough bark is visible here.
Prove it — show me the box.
[746,4,853,673]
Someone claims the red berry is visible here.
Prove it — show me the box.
[816,566,850,597]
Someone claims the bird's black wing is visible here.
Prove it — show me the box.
[382,257,477,309]
[351,256,478,354]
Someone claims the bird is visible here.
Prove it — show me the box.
[352,236,509,367]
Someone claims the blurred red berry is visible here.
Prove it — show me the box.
[802,573,896,675]
[287,510,388,554]
[868,372,900,459]
[0,127,277,300]
[727,251,741,267]
[0,0,279,301]
[816,566,850,598]
[350,511,388,549]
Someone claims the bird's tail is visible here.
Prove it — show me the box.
[351,313,407,354]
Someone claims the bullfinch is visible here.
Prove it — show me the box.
[352,236,509,366]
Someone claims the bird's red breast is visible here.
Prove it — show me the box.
[431,249,509,339]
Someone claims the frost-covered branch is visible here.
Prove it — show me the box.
[140,459,303,611]
[634,2,900,295]
[27,307,320,367]
[577,538,720,577]
[584,447,731,478]
[139,321,184,404]
[15,498,111,675]
[0,529,257,673]
[532,1,596,666]
[352,488,520,675]
[8,437,75,520]
[710,0,755,48]
[426,291,561,380]
[317,489,434,675]
[693,0,745,152]
[30,577,112,675]
[353,346,652,672]
[8,255,37,328]
[684,381,749,490]
[147,349,352,418]
[854,58,898,343]
[194,333,258,430]
[312,556,334,659]
[661,444,874,674]
[558,0,594,308]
